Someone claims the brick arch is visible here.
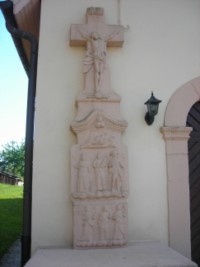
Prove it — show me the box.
[161,76,200,259]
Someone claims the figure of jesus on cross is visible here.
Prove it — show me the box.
[70,7,124,98]
[79,30,120,95]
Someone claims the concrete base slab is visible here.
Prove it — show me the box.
[25,241,197,267]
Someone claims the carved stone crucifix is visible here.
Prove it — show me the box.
[70,7,124,97]
[70,8,128,249]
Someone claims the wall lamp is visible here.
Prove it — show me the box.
[144,92,162,125]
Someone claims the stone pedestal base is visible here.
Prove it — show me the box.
[24,241,197,267]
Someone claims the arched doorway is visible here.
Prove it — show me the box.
[187,101,200,265]
[161,76,200,259]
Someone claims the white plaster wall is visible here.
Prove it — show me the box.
[32,0,200,253]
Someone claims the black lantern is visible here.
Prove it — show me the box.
[144,92,162,125]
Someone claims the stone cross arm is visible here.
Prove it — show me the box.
[70,24,124,47]
[70,7,124,48]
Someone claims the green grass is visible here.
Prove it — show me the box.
[0,183,23,259]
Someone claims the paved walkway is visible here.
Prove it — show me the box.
[0,239,21,267]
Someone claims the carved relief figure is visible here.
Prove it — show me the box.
[78,30,119,94]
[98,206,110,241]
[112,204,126,241]
[81,206,96,243]
[82,131,115,149]
[95,113,105,128]
[76,153,91,193]
[92,132,108,146]
[108,150,124,194]
[93,152,107,192]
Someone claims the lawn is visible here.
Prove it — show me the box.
[0,183,23,259]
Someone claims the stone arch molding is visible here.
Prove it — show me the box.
[161,76,200,259]
[165,76,200,126]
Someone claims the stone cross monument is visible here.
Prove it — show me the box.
[70,7,129,248]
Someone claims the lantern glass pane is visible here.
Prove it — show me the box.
[150,104,158,115]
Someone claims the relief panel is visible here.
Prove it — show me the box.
[73,201,128,248]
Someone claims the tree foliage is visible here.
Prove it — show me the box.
[0,140,25,179]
